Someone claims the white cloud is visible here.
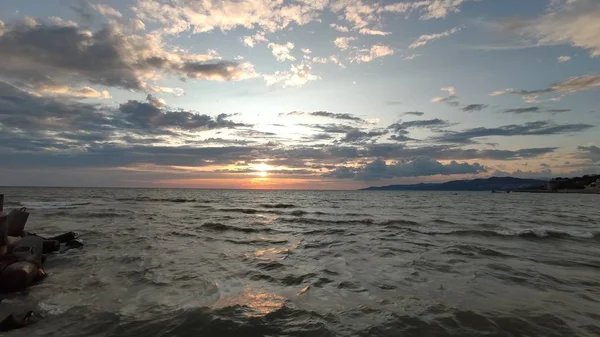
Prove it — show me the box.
[350,44,394,63]
[358,28,391,36]
[409,26,461,49]
[242,31,268,48]
[557,55,571,63]
[268,42,296,62]
[432,86,457,102]
[135,0,328,35]
[420,0,467,20]
[32,83,111,99]
[301,48,312,54]
[379,0,470,20]
[312,57,328,63]
[330,23,350,32]
[264,62,320,87]
[513,0,600,56]
[403,53,421,60]
[147,85,186,96]
[130,18,146,31]
[48,16,78,27]
[329,55,346,68]
[92,4,123,18]
[334,36,357,50]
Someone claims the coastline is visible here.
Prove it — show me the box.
[512,189,600,194]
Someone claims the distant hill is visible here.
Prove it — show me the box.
[360,177,546,191]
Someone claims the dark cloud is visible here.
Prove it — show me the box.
[494,74,600,97]
[389,119,451,131]
[309,111,364,122]
[503,107,541,114]
[577,145,600,162]
[0,21,255,91]
[434,121,594,144]
[0,80,251,152]
[234,130,278,138]
[402,111,425,116]
[301,133,335,142]
[326,157,487,181]
[461,104,488,112]
[280,110,364,122]
[340,130,388,144]
[302,123,360,134]
[502,107,572,114]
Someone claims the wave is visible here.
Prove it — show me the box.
[260,203,296,209]
[281,218,375,226]
[201,222,273,233]
[115,197,205,203]
[443,244,513,258]
[19,200,91,209]
[217,208,260,214]
[402,227,597,241]
[225,238,288,245]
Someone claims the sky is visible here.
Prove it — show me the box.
[0,0,599,189]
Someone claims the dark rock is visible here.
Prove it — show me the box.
[0,311,34,332]
[49,232,78,243]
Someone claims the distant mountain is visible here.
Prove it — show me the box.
[361,177,546,191]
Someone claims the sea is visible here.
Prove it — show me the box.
[0,187,599,337]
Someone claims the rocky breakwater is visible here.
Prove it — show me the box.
[0,194,83,332]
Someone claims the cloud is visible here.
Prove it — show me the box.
[327,157,487,181]
[268,42,296,62]
[340,130,388,144]
[512,0,600,56]
[350,44,394,63]
[92,4,122,18]
[279,111,365,122]
[0,21,258,91]
[330,23,350,32]
[577,145,600,163]
[302,123,361,135]
[242,31,268,47]
[491,74,600,102]
[134,0,328,35]
[402,111,425,116]
[403,53,421,60]
[409,26,461,49]
[264,62,320,87]
[500,106,572,114]
[29,82,111,99]
[389,118,451,131]
[432,86,458,103]
[435,121,595,144]
[0,81,250,150]
[310,111,364,122]
[503,107,541,114]
[359,28,391,36]
[334,36,357,50]
[461,104,488,112]
[557,56,571,63]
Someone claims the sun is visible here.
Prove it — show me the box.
[250,162,274,177]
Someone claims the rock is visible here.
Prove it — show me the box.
[0,311,34,332]
[6,208,29,237]
[49,232,78,243]
[42,240,60,254]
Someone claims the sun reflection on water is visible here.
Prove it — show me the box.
[214,287,286,317]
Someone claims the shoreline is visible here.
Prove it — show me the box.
[512,189,600,194]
